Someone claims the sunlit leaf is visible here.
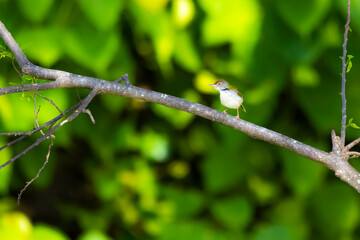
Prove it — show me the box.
[140,130,169,162]
[63,25,119,75]
[0,138,12,194]
[134,159,158,210]
[16,27,63,67]
[173,31,202,72]
[199,0,263,61]
[195,70,218,94]
[0,212,32,240]
[133,0,169,13]
[33,224,69,240]
[346,55,354,73]
[172,0,195,28]
[292,65,320,87]
[78,230,111,240]
[76,0,124,31]
[346,118,360,129]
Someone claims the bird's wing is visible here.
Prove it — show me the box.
[228,84,243,98]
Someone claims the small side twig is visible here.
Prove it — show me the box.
[114,74,131,86]
[81,109,96,124]
[33,97,45,136]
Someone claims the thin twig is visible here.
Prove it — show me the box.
[33,97,45,136]
[82,109,96,124]
[11,59,22,78]
[347,151,360,156]
[35,92,64,115]
[0,102,79,137]
[340,0,351,148]
[0,89,97,169]
[344,137,360,151]
[17,139,54,204]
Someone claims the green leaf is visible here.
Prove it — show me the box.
[173,31,202,72]
[309,182,359,238]
[346,55,354,73]
[210,196,253,230]
[152,90,198,129]
[254,225,292,240]
[0,212,32,240]
[0,138,12,194]
[295,76,341,133]
[0,44,13,60]
[275,0,331,36]
[63,25,118,75]
[76,0,124,31]
[32,224,69,240]
[292,65,320,87]
[159,221,215,240]
[201,145,248,194]
[280,148,326,197]
[16,0,54,23]
[22,75,36,84]
[140,130,169,162]
[78,230,111,240]
[16,27,63,67]
[350,123,360,129]
[267,199,309,240]
[346,118,360,129]
[199,0,262,61]
[162,187,205,218]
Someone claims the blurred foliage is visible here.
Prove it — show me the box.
[1,0,360,239]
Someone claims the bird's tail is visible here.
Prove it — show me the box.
[241,104,246,112]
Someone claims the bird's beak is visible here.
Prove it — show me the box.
[208,84,214,86]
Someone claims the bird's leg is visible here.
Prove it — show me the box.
[236,108,240,119]
[222,109,228,115]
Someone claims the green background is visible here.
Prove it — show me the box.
[1,0,360,239]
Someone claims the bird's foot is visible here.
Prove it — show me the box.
[222,109,228,115]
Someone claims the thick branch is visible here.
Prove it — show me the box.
[1,20,360,193]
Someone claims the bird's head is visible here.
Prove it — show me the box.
[208,79,228,91]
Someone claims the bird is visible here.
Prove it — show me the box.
[209,79,246,119]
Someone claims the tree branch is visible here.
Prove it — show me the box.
[340,0,351,147]
[1,20,360,193]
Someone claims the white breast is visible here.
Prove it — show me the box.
[219,90,243,109]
